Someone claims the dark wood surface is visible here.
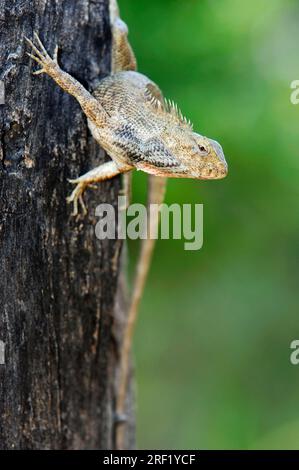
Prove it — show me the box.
[0,0,134,449]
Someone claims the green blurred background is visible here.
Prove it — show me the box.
[120,0,299,449]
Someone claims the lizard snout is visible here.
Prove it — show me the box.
[208,138,228,179]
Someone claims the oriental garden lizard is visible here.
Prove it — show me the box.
[25,0,228,449]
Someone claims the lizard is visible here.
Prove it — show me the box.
[25,0,228,449]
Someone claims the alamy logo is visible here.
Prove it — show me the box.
[290,340,299,365]
[290,80,299,105]
[95,196,203,251]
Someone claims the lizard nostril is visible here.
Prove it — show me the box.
[220,162,228,177]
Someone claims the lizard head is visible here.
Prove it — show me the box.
[154,125,228,180]
[135,124,228,180]
[117,79,228,180]
[140,85,228,180]
[189,132,228,180]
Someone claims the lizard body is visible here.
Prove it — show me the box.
[25,0,228,449]
[89,71,227,179]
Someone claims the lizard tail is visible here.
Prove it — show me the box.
[116,175,167,449]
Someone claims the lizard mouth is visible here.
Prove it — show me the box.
[207,138,228,179]
[216,161,228,179]
[195,161,228,180]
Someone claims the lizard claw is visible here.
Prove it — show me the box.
[67,177,100,216]
[67,181,88,217]
[25,32,59,75]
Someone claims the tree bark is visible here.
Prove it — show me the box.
[0,0,134,450]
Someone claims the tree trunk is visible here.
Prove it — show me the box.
[0,0,134,450]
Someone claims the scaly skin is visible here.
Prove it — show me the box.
[25,0,228,450]
[90,71,227,179]
[25,34,227,214]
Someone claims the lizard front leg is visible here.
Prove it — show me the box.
[67,161,132,216]
[25,33,116,214]
[25,33,109,129]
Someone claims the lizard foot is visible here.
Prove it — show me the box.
[67,178,98,217]
[25,32,59,76]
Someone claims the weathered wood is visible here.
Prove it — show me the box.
[0,0,134,449]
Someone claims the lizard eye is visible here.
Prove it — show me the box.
[198,144,208,155]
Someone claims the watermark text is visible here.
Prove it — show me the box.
[95,197,203,251]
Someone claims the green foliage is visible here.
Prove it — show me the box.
[120,0,299,449]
